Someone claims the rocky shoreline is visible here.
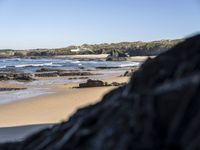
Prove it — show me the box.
[0,65,139,82]
[0,65,136,95]
[0,68,100,81]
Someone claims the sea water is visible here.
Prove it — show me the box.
[0,58,140,72]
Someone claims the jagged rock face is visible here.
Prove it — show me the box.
[1,35,200,150]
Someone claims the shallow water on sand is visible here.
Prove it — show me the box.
[0,88,53,105]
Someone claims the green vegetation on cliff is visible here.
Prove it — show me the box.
[0,39,182,58]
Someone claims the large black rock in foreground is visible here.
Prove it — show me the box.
[1,35,200,150]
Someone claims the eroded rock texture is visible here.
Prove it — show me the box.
[1,35,200,150]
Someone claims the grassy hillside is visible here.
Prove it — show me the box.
[0,39,183,58]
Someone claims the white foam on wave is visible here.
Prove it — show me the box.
[71,61,80,64]
[0,65,6,69]
[64,59,73,62]
[119,62,140,67]
[51,64,63,67]
[89,61,98,64]
[5,58,21,61]
[15,62,53,68]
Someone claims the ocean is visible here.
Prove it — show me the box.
[0,58,140,72]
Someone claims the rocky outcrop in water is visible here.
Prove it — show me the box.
[0,73,34,82]
[34,69,97,78]
[0,35,199,150]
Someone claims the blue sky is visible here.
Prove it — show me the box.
[0,0,200,49]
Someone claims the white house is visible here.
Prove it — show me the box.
[70,48,94,54]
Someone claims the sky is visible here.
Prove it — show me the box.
[0,0,200,49]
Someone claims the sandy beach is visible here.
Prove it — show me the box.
[0,76,129,128]
[129,56,155,62]
[0,75,129,142]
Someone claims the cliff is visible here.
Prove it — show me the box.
[0,35,199,149]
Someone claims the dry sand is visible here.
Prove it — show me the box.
[56,54,154,62]
[129,56,155,62]
[58,54,109,59]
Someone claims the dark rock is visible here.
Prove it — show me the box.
[106,50,128,61]
[0,88,26,91]
[34,72,59,77]
[79,79,104,88]
[0,74,11,80]
[59,71,95,77]
[68,77,89,80]
[0,68,17,73]
[0,73,34,81]
[77,79,127,88]
[109,82,127,86]
[13,74,34,81]
[79,67,85,69]
[96,66,120,69]
[36,68,54,72]
[35,69,96,77]
[36,68,67,72]
[1,35,200,150]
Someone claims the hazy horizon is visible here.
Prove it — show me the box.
[0,0,200,49]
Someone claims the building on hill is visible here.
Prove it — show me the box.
[70,48,94,54]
